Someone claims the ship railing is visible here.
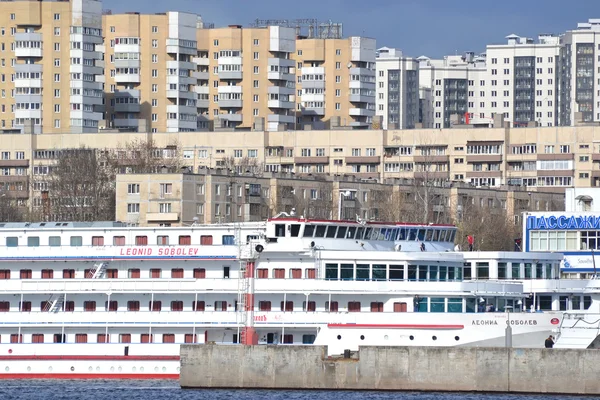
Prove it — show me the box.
[555,312,600,343]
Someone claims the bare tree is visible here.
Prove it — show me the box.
[112,138,183,174]
[455,200,519,251]
[0,190,24,222]
[411,142,450,224]
[221,156,263,176]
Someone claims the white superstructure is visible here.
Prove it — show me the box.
[0,217,596,378]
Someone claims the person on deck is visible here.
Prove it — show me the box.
[466,235,474,251]
[544,335,554,348]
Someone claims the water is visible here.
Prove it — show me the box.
[0,380,596,400]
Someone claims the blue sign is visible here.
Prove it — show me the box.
[527,215,600,230]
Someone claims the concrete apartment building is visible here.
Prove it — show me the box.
[294,35,376,129]
[115,169,562,227]
[375,47,419,130]
[2,0,104,134]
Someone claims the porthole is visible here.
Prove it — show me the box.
[432,336,437,341]
[162,367,166,372]
[48,366,52,372]
[455,336,460,341]
[5,366,9,372]
[409,335,414,341]
[140,367,144,372]
[177,366,181,372]
[118,366,122,372]
[154,367,159,372]
[132,367,137,372]
[384,335,389,340]
[88,366,93,372]
[110,366,115,372]
[70,366,75,372]
[360,335,365,340]
[96,367,100,372]
[337,335,342,340]
[27,366,31,372]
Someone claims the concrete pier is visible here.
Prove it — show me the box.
[180,345,600,394]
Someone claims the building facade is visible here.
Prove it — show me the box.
[375,47,418,130]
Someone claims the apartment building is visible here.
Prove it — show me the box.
[418,53,487,129]
[484,34,561,128]
[115,169,562,227]
[196,24,296,131]
[294,36,376,129]
[375,47,419,130]
[0,0,104,134]
[102,11,199,132]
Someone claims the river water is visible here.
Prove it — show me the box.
[0,380,595,400]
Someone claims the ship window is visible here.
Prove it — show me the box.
[256,268,268,278]
[53,334,66,343]
[432,230,439,241]
[92,236,104,246]
[430,297,445,312]
[336,226,347,239]
[372,264,386,281]
[346,226,357,239]
[340,263,353,280]
[273,268,285,279]
[439,230,447,242]
[369,228,380,240]
[27,237,40,247]
[106,269,118,278]
[179,235,191,245]
[305,268,316,279]
[439,266,448,281]
[275,224,285,237]
[64,301,74,312]
[200,235,213,245]
[171,301,183,311]
[303,301,316,312]
[425,229,433,241]
[283,334,293,344]
[149,301,162,311]
[193,268,206,279]
[476,263,489,279]
[150,268,161,278]
[141,334,153,343]
[393,302,407,312]
[524,263,532,279]
[585,296,592,310]
[83,301,96,312]
[119,334,131,343]
[163,334,175,343]
[32,334,44,343]
[184,334,197,343]
[535,263,543,279]
[280,301,293,312]
[41,269,53,279]
[113,236,126,246]
[407,265,417,281]
[49,236,61,246]
[498,263,507,279]
[290,224,301,237]
[6,237,18,247]
[314,225,326,238]
[408,229,417,241]
[325,301,339,312]
[214,301,227,311]
[389,265,404,280]
[10,334,22,343]
[75,333,88,343]
[325,226,337,238]
[171,268,184,278]
[290,268,302,279]
[325,263,338,280]
[127,301,140,311]
[128,269,140,279]
[63,269,75,279]
[398,228,406,240]
[448,298,462,313]
[222,235,235,245]
[356,227,365,240]
[0,301,8,312]
[70,236,82,247]
[363,228,372,240]
[105,301,118,311]
[84,269,94,278]
[97,333,108,343]
[0,270,10,279]
[192,301,205,311]
[19,301,31,312]
[303,225,315,237]
[259,301,271,311]
[511,263,521,279]
[348,301,361,312]
[135,236,148,246]
[20,269,32,279]
[418,265,428,281]
[356,264,369,281]
[303,334,316,344]
[539,295,553,311]
[157,235,169,245]
[370,302,384,312]
[41,301,50,312]
[463,264,472,279]
[417,229,426,241]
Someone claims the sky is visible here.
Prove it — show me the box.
[103,0,600,58]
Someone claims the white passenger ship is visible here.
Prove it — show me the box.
[0,217,595,379]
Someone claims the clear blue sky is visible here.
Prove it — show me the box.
[103,0,600,57]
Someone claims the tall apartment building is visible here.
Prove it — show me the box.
[484,34,561,128]
[102,11,199,132]
[1,0,104,134]
[375,47,419,130]
[559,19,600,126]
[196,24,296,131]
[294,36,376,129]
[418,53,487,129]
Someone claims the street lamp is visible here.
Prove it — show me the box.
[338,189,357,221]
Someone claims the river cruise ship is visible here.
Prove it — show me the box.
[0,217,594,378]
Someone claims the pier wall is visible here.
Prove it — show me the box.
[180,345,600,394]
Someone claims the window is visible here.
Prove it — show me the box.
[171,301,183,311]
[32,334,44,343]
[20,270,31,279]
[20,301,31,312]
[171,268,184,278]
[83,301,96,312]
[127,203,140,214]
[149,301,162,311]
[348,301,361,312]
[150,268,161,278]
[215,301,227,311]
[200,235,213,245]
[303,301,316,312]
[105,301,118,312]
[193,268,206,279]
[92,236,104,246]
[119,334,131,343]
[63,269,75,279]
[127,301,140,311]
[135,236,148,246]
[280,301,293,312]
[41,269,53,279]
[259,301,271,311]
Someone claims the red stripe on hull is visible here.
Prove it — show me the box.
[0,373,179,379]
[327,324,465,329]
[0,355,180,361]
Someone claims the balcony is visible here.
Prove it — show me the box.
[193,57,210,66]
[113,118,147,129]
[268,86,294,96]
[114,89,140,99]
[167,60,196,71]
[192,70,209,80]
[146,212,179,223]
[267,100,294,109]
[114,59,140,69]
[413,155,449,163]
[267,114,295,124]
[219,99,243,108]
[349,67,375,77]
[14,32,42,57]
[301,107,325,116]
[166,39,196,56]
[349,94,375,103]
[0,160,29,168]
[217,86,243,95]
[294,156,329,164]
[268,57,295,68]
[466,155,503,163]
[268,71,294,81]
[345,156,381,164]
[217,113,243,122]
[166,119,197,131]
[114,73,140,83]
[14,108,42,120]
[13,63,42,74]
[349,108,375,117]
[218,70,243,80]
[301,79,325,89]
[114,102,141,113]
